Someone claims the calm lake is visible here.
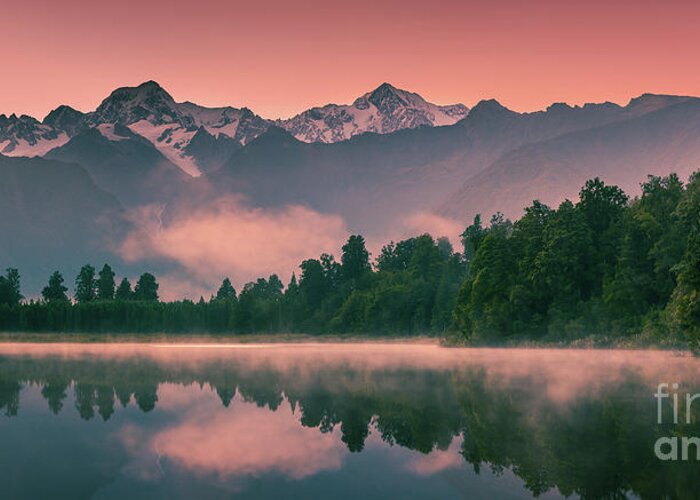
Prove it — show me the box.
[0,343,698,499]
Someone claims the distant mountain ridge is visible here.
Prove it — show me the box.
[440,96,700,222]
[211,92,699,240]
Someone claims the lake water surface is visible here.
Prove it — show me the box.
[0,343,699,499]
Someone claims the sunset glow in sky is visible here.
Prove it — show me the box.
[2,0,700,119]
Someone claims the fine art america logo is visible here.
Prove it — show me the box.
[655,383,700,461]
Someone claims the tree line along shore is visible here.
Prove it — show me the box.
[0,172,699,346]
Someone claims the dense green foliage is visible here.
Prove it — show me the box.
[456,173,700,345]
[1,171,700,343]
[0,233,464,335]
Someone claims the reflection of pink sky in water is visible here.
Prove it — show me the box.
[2,343,699,405]
[402,437,465,476]
[146,384,346,480]
[121,383,462,481]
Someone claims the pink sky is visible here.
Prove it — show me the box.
[2,0,700,119]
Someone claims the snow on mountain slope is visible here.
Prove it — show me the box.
[127,119,201,176]
[96,123,129,142]
[279,83,469,143]
[177,102,269,144]
[0,114,71,157]
[0,134,70,157]
[0,105,85,157]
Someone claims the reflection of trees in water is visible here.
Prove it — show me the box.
[1,355,700,498]
[41,378,68,414]
[0,379,20,416]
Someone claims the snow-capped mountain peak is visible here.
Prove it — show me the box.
[356,82,443,114]
[85,81,269,176]
[91,80,181,126]
[279,83,469,143]
[360,82,411,110]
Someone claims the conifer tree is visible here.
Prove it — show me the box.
[75,265,97,303]
[97,264,116,301]
[115,278,134,301]
[42,271,69,303]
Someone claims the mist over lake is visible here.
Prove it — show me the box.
[0,343,698,499]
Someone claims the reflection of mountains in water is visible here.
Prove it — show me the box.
[1,345,700,498]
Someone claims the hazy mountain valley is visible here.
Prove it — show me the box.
[2,81,700,296]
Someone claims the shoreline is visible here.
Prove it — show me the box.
[0,331,692,352]
[0,332,441,345]
[444,333,693,352]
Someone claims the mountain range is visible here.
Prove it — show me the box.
[0,81,468,176]
[2,81,700,295]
